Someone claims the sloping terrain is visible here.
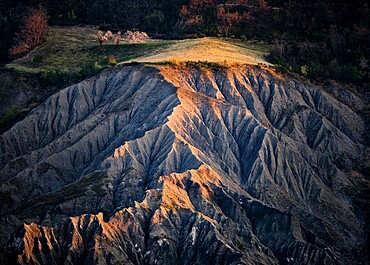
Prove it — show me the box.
[134,38,270,65]
[1,26,269,132]
[6,26,269,74]
[0,64,368,265]
[4,25,176,74]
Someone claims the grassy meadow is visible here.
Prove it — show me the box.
[6,26,175,74]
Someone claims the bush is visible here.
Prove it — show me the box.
[186,60,230,70]
[41,70,68,85]
[300,65,308,77]
[40,63,105,88]
[79,61,101,76]
[98,56,109,66]
[40,69,81,87]
[32,54,43,65]
[163,59,186,67]
[108,55,117,65]
[162,60,231,71]
[0,105,21,130]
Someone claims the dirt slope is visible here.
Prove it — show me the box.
[0,64,367,265]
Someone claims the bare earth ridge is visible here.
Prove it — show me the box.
[0,63,367,264]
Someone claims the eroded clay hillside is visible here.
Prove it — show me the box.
[0,64,368,265]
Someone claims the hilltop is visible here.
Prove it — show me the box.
[0,26,271,131]
[134,38,270,65]
[6,26,271,74]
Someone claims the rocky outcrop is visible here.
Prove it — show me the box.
[0,64,367,264]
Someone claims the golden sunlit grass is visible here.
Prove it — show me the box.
[135,37,272,66]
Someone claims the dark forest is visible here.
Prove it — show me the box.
[0,0,369,85]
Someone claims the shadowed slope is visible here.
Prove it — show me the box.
[0,64,367,265]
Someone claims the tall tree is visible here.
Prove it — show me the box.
[10,8,49,55]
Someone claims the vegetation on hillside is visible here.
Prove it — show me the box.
[0,25,174,131]
[0,0,368,131]
[7,26,174,73]
[9,9,49,56]
[0,0,368,89]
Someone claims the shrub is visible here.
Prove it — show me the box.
[98,56,109,66]
[300,65,308,77]
[0,105,21,129]
[108,55,117,65]
[79,61,100,76]
[162,60,231,70]
[41,70,67,85]
[164,59,186,67]
[186,60,230,70]
[32,54,43,65]
[40,69,79,87]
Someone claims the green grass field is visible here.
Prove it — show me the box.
[6,26,175,73]
[6,26,271,75]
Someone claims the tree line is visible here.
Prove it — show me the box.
[0,0,368,86]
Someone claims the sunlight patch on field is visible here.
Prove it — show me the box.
[134,37,271,66]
